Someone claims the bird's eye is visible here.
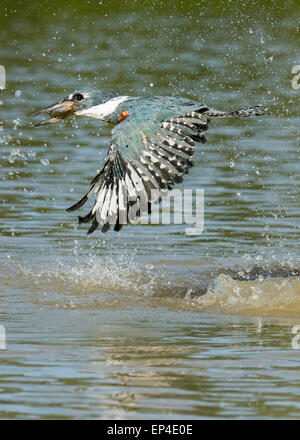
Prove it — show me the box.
[73,93,84,101]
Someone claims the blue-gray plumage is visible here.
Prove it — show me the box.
[34,90,266,233]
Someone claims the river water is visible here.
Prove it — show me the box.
[0,1,300,419]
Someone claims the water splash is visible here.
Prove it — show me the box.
[1,256,299,317]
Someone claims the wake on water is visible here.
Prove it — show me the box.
[1,254,300,318]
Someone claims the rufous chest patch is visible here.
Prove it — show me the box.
[118,110,130,123]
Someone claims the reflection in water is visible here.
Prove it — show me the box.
[0,0,300,420]
[2,313,300,419]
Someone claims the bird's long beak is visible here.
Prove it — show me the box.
[33,98,80,127]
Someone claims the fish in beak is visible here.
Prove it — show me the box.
[33,97,80,127]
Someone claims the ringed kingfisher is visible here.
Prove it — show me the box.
[34,90,266,233]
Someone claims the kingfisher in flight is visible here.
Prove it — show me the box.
[34,90,266,233]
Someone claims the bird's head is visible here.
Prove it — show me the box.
[33,89,118,126]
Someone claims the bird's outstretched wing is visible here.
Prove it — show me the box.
[66,99,264,233]
[66,99,209,233]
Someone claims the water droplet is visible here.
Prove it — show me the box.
[13,118,21,127]
[40,158,49,166]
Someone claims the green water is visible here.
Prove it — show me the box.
[0,0,300,419]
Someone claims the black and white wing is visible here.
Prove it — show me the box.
[66,101,210,233]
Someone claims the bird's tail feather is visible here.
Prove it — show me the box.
[203,104,267,119]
